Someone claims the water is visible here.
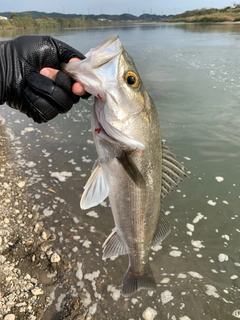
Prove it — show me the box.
[1,24,240,319]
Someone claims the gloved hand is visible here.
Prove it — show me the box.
[0,35,88,123]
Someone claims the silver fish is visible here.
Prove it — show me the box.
[64,35,186,296]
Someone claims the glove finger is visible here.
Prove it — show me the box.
[26,72,79,113]
[23,86,59,123]
[54,71,80,104]
[52,38,86,62]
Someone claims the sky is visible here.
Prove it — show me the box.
[0,0,236,16]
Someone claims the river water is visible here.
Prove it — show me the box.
[1,23,240,319]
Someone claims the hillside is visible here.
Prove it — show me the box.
[167,4,240,22]
[0,11,172,22]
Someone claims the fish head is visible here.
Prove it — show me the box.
[95,38,154,150]
[64,35,154,149]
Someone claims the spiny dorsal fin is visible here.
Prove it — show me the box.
[161,144,187,199]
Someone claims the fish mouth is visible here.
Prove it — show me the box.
[91,35,123,69]
[92,99,145,150]
[91,99,121,145]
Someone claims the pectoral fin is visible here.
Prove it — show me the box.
[117,152,145,188]
[80,163,109,210]
[102,228,128,259]
[152,210,171,247]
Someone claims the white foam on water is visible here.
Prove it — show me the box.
[177,273,187,279]
[24,127,35,132]
[188,271,203,279]
[55,293,66,312]
[26,161,36,168]
[142,307,158,320]
[161,290,174,305]
[211,269,218,273]
[207,200,216,206]
[50,171,72,181]
[193,213,204,224]
[82,240,91,248]
[160,278,170,284]
[87,139,94,144]
[84,270,100,282]
[205,285,220,298]
[86,211,99,218]
[107,285,121,301]
[82,156,92,163]
[60,171,72,177]
[73,217,79,223]
[232,310,240,318]
[89,303,98,315]
[215,176,224,182]
[191,240,205,248]
[76,262,83,281]
[218,253,229,262]
[131,298,138,304]
[43,207,54,217]
[222,234,230,241]
[187,223,194,232]
[69,159,76,165]
[152,244,162,252]
[169,250,182,257]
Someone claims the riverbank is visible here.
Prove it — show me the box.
[166,5,240,23]
[0,119,90,320]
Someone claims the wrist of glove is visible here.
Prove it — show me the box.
[0,35,87,123]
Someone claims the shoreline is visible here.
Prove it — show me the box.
[0,119,87,320]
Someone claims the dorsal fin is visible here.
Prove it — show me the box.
[161,144,187,199]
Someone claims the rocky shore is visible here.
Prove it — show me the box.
[0,121,87,320]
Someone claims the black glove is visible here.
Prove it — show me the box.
[0,35,87,123]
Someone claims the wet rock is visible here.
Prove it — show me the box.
[17,180,25,188]
[4,314,15,320]
[50,252,61,263]
[31,287,44,296]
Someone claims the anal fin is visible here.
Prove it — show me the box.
[102,228,128,259]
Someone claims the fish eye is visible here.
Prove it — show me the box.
[127,75,136,85]
[124,71,140,88]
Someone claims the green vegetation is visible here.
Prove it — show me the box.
[0,12,120,30]
[1,4,240,31]
[0,12,171,30]
[167,3,240,23]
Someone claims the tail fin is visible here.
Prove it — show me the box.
[122,265,156,297]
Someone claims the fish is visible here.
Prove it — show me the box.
[63,35,186,296]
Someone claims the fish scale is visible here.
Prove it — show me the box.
[64,35,186,296]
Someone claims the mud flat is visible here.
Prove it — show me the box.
[0,120,91,320]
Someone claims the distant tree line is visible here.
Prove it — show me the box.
[168,4,240,23]
[0,11,173,30]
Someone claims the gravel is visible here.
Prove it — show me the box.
[0,122,85,320]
